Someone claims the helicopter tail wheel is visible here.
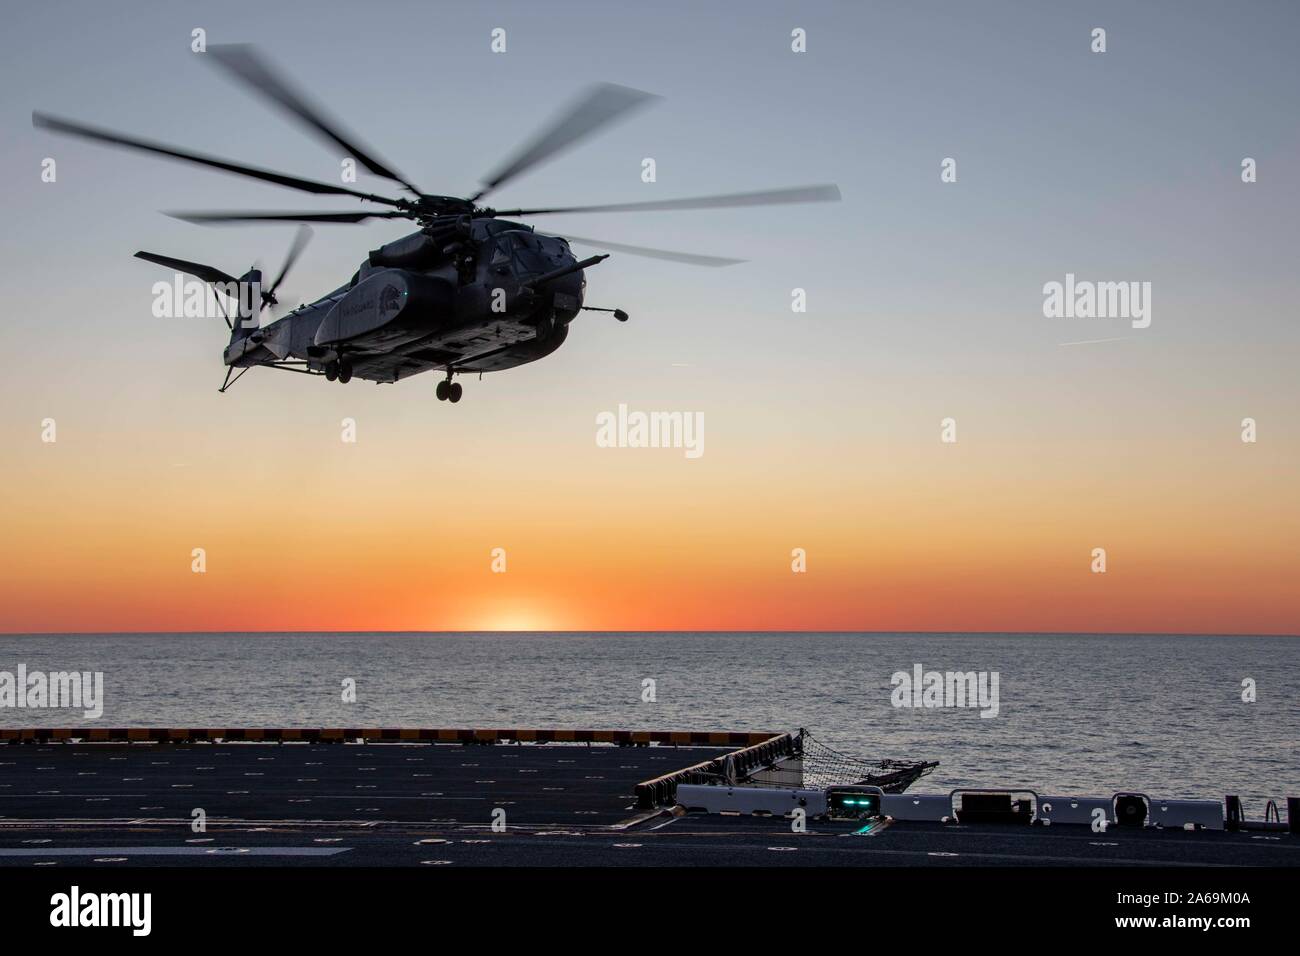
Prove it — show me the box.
[436,379,450,401]
[448,382,463,403]
[324,360,339,382]
[337,357,353,384]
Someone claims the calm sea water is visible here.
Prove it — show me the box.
[1,633,1296,810]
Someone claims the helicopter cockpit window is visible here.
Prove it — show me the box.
[489,232,544,273]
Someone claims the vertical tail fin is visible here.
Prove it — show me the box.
[229,268,262,343]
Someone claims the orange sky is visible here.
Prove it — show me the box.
[4,350,1297,634]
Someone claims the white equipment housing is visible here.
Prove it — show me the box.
[1038,795,1113,826]
[676,784,828,817]
[1150,798,1224,830]
[880,793,953,822]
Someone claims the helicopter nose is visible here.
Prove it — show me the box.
[550,269,585,322]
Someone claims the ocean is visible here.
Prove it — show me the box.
[1,632,1296,811]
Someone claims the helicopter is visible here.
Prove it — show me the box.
[34,45,840,402]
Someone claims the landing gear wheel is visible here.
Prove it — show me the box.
[436,379,450,401]
[324,360,339,382]
[338,357,353,384]
[448,382,463,403]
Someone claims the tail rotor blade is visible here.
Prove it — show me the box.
[261,225,312,310]
[269,225,312,296]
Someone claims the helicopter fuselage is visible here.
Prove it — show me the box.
[225,218,585,383]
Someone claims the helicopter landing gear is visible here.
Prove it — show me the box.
[436,373,463,403]
[324,356,353,383]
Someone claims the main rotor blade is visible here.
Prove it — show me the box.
[133,251,239,286]
[268,225,312,298]
[472,83,659,203]
[557,234,744,267]
[167,209,408,224]
[207,44,423,197]
[495,184,842,217]
[32,112,405,207]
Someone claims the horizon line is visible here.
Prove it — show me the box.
[2,629,1297,639]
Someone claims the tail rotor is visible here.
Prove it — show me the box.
[133,225,313,394]
[259,224,312,314]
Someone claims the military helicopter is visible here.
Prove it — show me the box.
[34,45,840,402]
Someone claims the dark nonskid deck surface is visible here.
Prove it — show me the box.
[0,742,710,826]
[1,743,1296,867]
